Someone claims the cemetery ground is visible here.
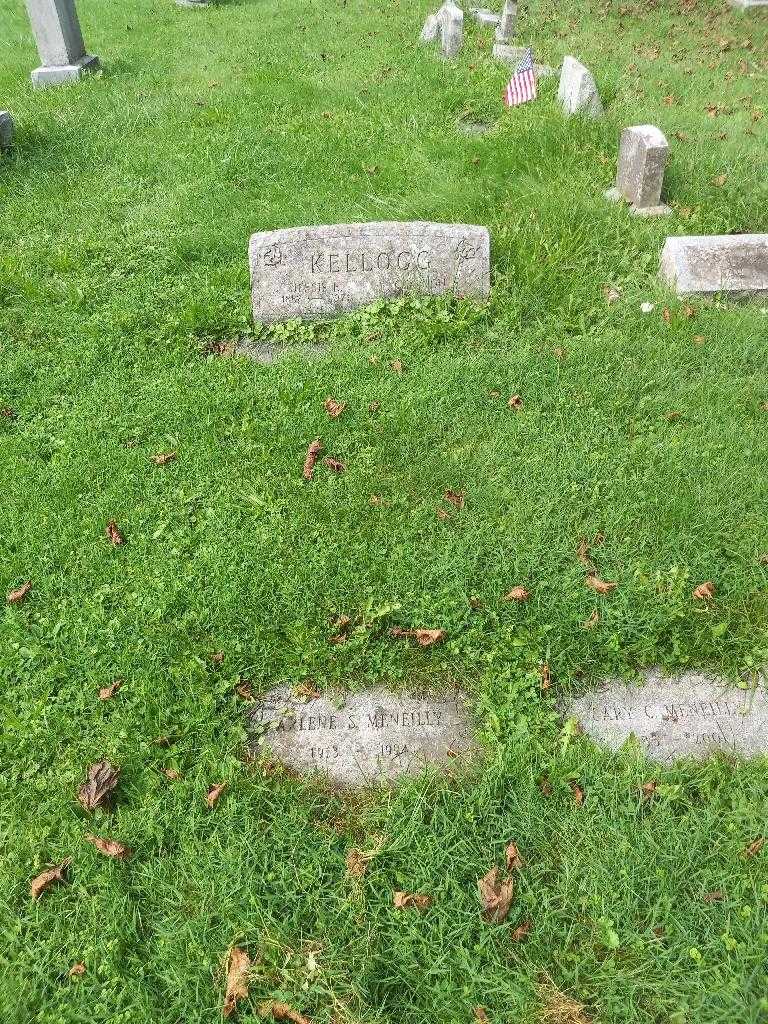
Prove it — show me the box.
[2,0,768,1020]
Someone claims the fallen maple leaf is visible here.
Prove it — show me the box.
[323,457,346,473]
[99,679,123,701]
[68,963,86,977]
[30,858,71,900]
[505,842,523,871]
[151,452,176,466]
[389,627,445,647]
[570,781,586,805]
[206,782,227,808]
[84,834,132,859]
[511,919,533,942]
[585,574,616,595]
[7,580,32,604]
[77,760,120,812]
[693,581,715,601]
[393,890,431,910]
[444,489,465,509]
[259,1001,311,1024]
[302,438,323,480]
[106,521,125,546]
[323,397,346,419]
[503,586,530,602]
[223,947,251,1018]
[478,866,514,923]
[743,837,765,858]
[507,394,523,410]
[582,609,600,630]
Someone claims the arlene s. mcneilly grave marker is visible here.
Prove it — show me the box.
[249,221,490,323]
[567,669,768,764]
[247,686,479,786]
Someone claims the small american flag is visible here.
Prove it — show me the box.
[503,48,537,107]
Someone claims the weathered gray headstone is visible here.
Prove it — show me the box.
[248,686,479,787]
[0,111,13,151]
[176,0,209,7]
[557,56,603,118]
[729,0,768,8]
[470,7,501,26]
[566,670,768,763]
[24,0,100,88]
[249,221,490,324]
[495,0,516,42]
[439,2,464,58]
[493,44,556,77]
[419,11,440,42]
[605,125,671,217]
[659,234,768,298]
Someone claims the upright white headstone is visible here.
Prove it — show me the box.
[24,0,100,87]
[495,0,517,42]
[557,56,603,118]
[440,2,464,58]
[0,111,14,151]
[606,125,671,216]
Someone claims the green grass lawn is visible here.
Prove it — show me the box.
[2,0,768,1020]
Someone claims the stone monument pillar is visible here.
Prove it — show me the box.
[0,111,14,151]
[24,0,100,88]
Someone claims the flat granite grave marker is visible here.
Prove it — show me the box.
[567,670,768,763]
[557,56,603,118]
[606,125,671,216]
[24,0,100,87]
[248,686,479,787]
[249,221,490,324]
[493,44,556,77]
[659,234,768,298]
[0,111,13,151]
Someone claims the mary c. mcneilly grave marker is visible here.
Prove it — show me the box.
[249,221,490,323]
[248,686,478,786]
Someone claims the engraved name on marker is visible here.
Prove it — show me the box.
[566,670,768,763]
[248,686,478,786]
[248,222,490,323]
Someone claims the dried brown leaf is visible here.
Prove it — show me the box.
[294,681,321,701]
[602,284,622,304]
[511,919,533,942]
[259,1001,312,1024]
[640,780,658,800]
[68,963,86,977]
[539,775,554,797]
[389,627,445,647]
[7,580,32,604]
[151,451,177,466]
[302,438,323,480]
[30,858,71,900]
[711,173,727,187]
[444,489,465,509]
[323,457,346,473]
[223,947,251,1018]
[393,890,431,910]
[474,1009,490,1023]
[77,760,120,812]
[582,609,600,630]
[507,394,523,410]
[99,679,123,701]
[206,782,227,808]
[743,837,765,858]
[693,581,715,601]
[390,359,404,373]
[576,538,592,567]
[505,842,523,871]
[539,662,551,692]
[106,521,126,546]
[503,586,530,602]
[538,980,592,1024]
[570,781,586,805]
[236,679,254,700]
[163,767,181,780]
[478,866,514,923]
[585,574,617,595]
[702,890,724,902]
[323,398,346,419]
[84,834,132,859]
